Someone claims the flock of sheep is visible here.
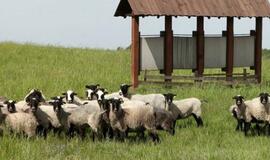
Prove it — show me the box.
[0,84,204,142]
[230,92,270,136]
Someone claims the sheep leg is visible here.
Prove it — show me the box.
[172,120,177,135]
[107,127,114,139]
[42,129,47,139]
[255,123,261,136]
[92,131,96,142]
[267,124,270,136]
[79,127,86,140]
[192,114,203,127]
[235,120,241,131]
[244,122,250,136]
[148,131,160,143]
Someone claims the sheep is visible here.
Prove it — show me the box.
[51,96,95,139]
[87,99,112,141]
[62,90,90,106]
[26,97,54,138]
[104,84,131,99]
[243,92,270,136]
[109,98,160,142]
[4,100,38,138]
[0,100,17,124]
[229,95,253,132]
[163,93,203,128]
[229,96,243,130]
[15,89,46,112]
[85,84,100,100]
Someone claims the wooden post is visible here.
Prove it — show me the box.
[164,16,173,82]
[196,16,204,77]
[226,17,234,81]
[131,16,140,88]
[255,17,262,83]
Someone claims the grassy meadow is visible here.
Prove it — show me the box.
[0,42,270,160]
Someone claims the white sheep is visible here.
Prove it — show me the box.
[243,93,270,136]
[163,93,203,127]
[0,100,18,124]
[51,96,98,139]
[229,95,252,132]
[4,108,38,138]
[109,98,160,142]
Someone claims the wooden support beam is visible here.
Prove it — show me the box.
[196,16,204,77]
[226,17,234,81]
[255,17,262,83]
[164,16,173,82]
[131,16,140,88]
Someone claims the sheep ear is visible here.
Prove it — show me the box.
[3,101,8,104]
[83,102,88,105]
[48,101,54,105]
[240,96,245,100]
[232,96,237,99]
[62,92,66,95]
[0,105,3,108]
[128,85,132,88]
[173,94,177,97]
[85,85,90,89]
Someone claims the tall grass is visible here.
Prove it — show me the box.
[0,42,270,160]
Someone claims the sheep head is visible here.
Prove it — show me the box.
[120,84,132,97]
[28,97,40,113]
[95,88,108,105]
[50,96,65,113]
[163,93,176,105]
[62,90,77,103]
[4,100,17,113]
[85,84,100,100]
[25,89,46,103]
[233,95,245,106]
[259,92,269,105]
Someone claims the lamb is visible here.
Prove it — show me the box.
[163,93,203,127]
[229,95,246,131]
[4,100,38,138]
[109,98,160,142]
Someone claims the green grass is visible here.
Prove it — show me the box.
[0,42,270,160]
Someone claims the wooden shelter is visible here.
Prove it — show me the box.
[114,0,270,88]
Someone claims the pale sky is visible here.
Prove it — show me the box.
[0,0,269,49]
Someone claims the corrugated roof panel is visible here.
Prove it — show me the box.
[114,0,270,17]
